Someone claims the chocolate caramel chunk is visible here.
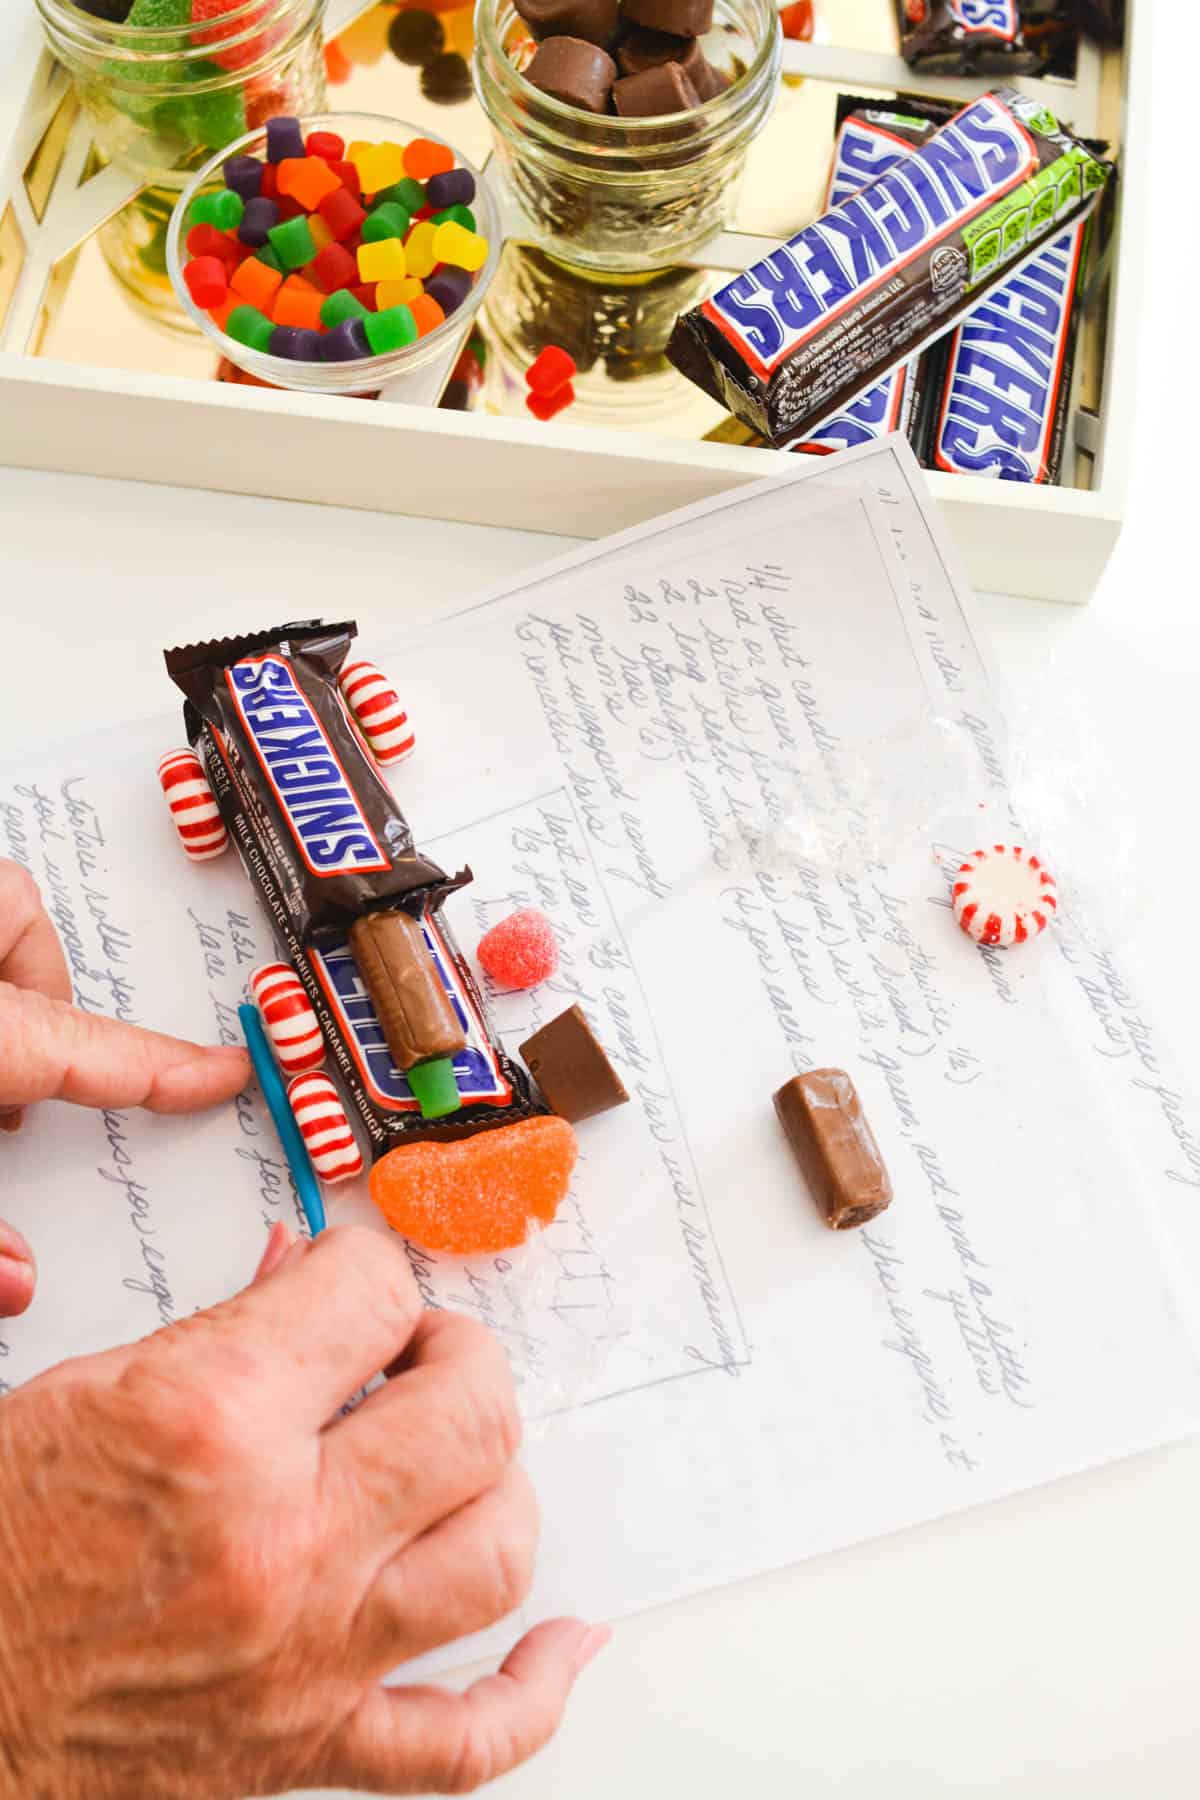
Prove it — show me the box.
[520,1004,629,1123]
[773,1070,892,1231]
[622,0,713,38]
[612,59,700,113]
[349,909,467,1073]
[615,26,726,97]
[515,0,620,44]
[525,36,618,111]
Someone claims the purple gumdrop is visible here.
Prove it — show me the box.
[425,167,476,210]
[269,325,325,361]
[424,268,472,316]
[224,154,263,199]
[321,317,371,361]
[239,196,281,247]
[266,116,305,163]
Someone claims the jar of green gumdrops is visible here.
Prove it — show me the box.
[35,0,327,184]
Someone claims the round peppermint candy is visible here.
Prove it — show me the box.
[287,1073,364,1184]
[953,845,1058,949]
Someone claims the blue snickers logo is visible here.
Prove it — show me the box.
[227,655,390,876]
[704,93,1035,374]
[934,221,1083,482]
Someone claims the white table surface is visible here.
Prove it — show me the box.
[4,9,1200,1796]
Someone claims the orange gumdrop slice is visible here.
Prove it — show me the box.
[369,1116,578,1254]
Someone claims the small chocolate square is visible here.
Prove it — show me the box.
[520,1004,629,1123]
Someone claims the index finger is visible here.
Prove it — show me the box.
[0,984,249,1113]
[0,863,71,1003]
[220,1225,423,1426]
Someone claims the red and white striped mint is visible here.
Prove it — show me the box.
[249,963,325,1074]
[157,748,227,863]
[339,661,415,766]
[953,845,1058,949]
[287,1073,364,1184]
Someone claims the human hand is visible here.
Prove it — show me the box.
[0,859,250,1316]
[0,1225,608,1798]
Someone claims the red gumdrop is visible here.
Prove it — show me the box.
[526,384,575,421]
[476,908,559,990]
[526,344,576,397]
[190,0,282,71]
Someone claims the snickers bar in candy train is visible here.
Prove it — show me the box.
[895,0,1042,75]
[667,88,1112,451]
[792,100,950,460]
[164,620,543,1153]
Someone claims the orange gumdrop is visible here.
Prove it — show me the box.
[369,1116,577,1254]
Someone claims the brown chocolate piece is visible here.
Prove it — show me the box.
[520,1004,629,1123]
[773,1070,892,1231]
[622,0,713,38]
[617,25,700,74]
[691,57,729,98]
[525,36,617,111]
[349,909,467,1072]
[515,0,620,44]
[613,60,699,114]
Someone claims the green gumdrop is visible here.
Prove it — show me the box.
[406,1057,462,1120]
[256,242,284,273]
[320,288,369,327]
[268,214,317,270]
[226,305,274,351]
[362,202,410,244]
[180,68,247,150]
[376,177,425,214]
[364,305,418,354]
[432,204,475,232]
[190,187,243,229]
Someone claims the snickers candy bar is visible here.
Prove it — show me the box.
[514,0,620,43]
[348,908,467,1071]
[774,1070,892,1231]
[165,621,449,940]
[896,0,1042,73]
[793,100,950,460]
[525,36,618,110]
[613,60,700,115]
[668,88,1112,450]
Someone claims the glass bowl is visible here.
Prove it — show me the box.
[167,111,501,395]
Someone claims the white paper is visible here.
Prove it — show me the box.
[3,438,1200,1667]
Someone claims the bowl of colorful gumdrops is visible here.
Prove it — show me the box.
[167,112,499,393]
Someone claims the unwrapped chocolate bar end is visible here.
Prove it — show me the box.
[520,1004,629,1123]
[774,1069,892,1231]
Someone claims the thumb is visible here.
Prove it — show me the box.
[0,1218,36,1318]
[0,984,250,1115]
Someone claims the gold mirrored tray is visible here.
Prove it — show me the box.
[2,0,1118,479]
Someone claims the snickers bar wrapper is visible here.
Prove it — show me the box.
[792,98,953,460]
[165,620,544,1151]
[667,88,1112,451]
[894,0,1042,75]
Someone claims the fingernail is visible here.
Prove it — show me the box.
[252,1221,292,1283]
[572,1623,612,1675]
[0,1109,23,1136]
[0,1253,35,1319]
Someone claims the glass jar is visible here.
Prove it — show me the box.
[35,0,327,185]
[474,0,780,273]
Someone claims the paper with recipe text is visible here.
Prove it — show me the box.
[2,436,1200,1660]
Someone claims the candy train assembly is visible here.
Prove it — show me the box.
[158,620,546,1211]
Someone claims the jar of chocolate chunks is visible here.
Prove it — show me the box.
[474,0,780,271]
[35,0,326,183]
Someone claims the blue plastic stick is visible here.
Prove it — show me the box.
[239,1003,327,1238]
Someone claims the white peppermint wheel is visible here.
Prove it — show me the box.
[339,661,415,767]
[157,748,227,863]
[287,1073,364,1184]
[952,845,1058,949]
[249,963,325,1074]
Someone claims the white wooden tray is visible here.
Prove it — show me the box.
[0,0,1146,602]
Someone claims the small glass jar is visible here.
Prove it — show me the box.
[474,0,780,273]
[35,0,327,185]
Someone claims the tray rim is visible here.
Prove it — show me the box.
[0,0,1149,605]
